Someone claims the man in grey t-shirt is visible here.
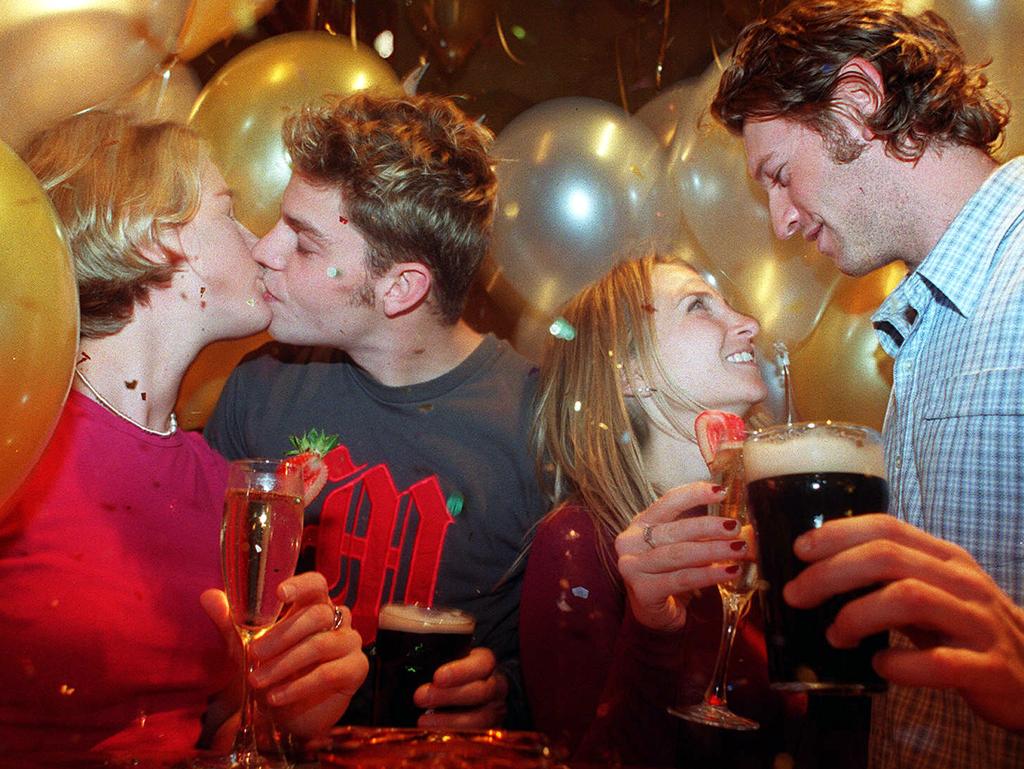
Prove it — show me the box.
[206,91,546,729]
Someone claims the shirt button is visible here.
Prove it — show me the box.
[894,455,902,469]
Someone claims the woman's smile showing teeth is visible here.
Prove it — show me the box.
[725,350,755,364]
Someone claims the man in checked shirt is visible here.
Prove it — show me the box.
[710,1,1024,767]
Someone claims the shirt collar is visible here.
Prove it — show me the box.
[871,157,1024,354]
[915,156,1024,318]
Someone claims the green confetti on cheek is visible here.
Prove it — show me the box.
[446,492,464,517]
[326,266,340,279]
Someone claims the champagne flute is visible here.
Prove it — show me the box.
[220,458,305,768]
[669,442,760,731]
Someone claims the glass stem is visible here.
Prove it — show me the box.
[704,592,752,708]
[233,628,261,765]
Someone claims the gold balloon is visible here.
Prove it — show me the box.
[0,141,79,516]
[176,0,277,61]
[790,262,907,431]
[923,0,1024,161]
[0,0,190,150]
[175,333,271,430]
[405,0,496,74]
[189,31,402,236]
[109,62,202,123]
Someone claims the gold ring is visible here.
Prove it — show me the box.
[331,604,345,631]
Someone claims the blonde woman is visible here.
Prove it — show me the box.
[0,112,367,755]
[520,254,786,766]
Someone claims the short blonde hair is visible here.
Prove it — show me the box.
[534,254,706,543]
[283,91,496,324]
[22,111,204,338]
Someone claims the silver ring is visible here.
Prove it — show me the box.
[331,604,345,631]
[642,523,657,550]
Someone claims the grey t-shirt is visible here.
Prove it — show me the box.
[205,334,545,721]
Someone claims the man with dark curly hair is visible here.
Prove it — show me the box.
[205,91,546,730]
[712,2,1024,767]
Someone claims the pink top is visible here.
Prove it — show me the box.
[0,391,233,753]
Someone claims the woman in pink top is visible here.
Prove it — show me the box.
[0,112,367,755]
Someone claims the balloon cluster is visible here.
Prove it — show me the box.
[490,0,1024,430]
[1,0,1020,499]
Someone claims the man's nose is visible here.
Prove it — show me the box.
[768,189,800,240]
[253,223,286,270]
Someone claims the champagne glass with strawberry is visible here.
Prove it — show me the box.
[668,410,760,731]
[219,431,337,767]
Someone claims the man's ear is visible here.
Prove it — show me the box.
[833,57,885,141]
[380,262,432,318]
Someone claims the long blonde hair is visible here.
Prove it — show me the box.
[534,254,706,546]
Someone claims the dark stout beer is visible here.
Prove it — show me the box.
[372,604,475,726]
[745,422,889,693]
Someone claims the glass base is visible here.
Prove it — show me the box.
[668,703,760,731]
[770,681,886,695]
[187,750,291,769]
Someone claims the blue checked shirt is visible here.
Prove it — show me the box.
[868,157,1024,769]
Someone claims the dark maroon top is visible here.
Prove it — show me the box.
[520,501,791,767]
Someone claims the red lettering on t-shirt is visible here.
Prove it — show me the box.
[306,445,454,644]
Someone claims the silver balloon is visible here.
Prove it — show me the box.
[491,97,681,315]
[635,75,704,147]
[662,62,840,347]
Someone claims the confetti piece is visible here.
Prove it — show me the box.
[59,684,75,696]
[548,317,576,341]
[339,216,348,225]
[446,492,464,517]
[246,298,255,307]
[326,266,340,279]
[571,586,590,599]
[124,380,138,390]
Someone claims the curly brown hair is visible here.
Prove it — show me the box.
[283,91,496,324]
[711,0,1009,161]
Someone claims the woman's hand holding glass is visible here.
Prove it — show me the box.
[614,482,755,633]
[201,571,368,746]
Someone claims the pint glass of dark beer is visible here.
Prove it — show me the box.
[372,604,476,726]
[744,421,889,693]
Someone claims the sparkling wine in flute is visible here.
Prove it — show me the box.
[670,410,759,731]
[712,444,759,601]
[214,459,305,769]
[222,487,304,630]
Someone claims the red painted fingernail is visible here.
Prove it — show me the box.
[730,540,746,551]
[711,485,724,494]
[725,564,740,574]
[723,519,738,531]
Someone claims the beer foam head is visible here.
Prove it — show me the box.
[378,604,476,635]
[744,422,886,482]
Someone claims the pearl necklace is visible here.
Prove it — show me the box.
[74,368,177,437]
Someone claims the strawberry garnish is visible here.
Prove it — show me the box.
[694,410,747,475]
[282,428,340,507]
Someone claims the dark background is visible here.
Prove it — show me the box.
[190,0,786,134]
